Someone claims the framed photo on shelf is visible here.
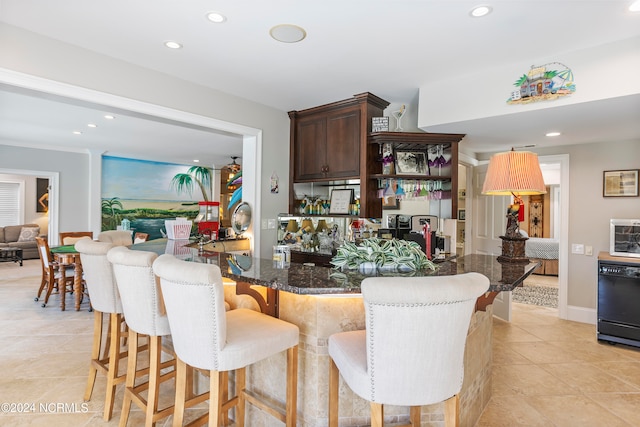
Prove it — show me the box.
[394,149,428,175]
[329,189,354,214]
[382,195,399,210]
[371,117,389,132]
[458,209,466,220]
[603,169,639,197]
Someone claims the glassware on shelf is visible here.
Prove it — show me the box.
[391,105,406,132]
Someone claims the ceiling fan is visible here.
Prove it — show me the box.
[222,156,241,173]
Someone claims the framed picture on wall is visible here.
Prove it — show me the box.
[603,169,639,197]
[458,209,466,221]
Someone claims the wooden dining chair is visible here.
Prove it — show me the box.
[97,230,133,246]
[133,232,149,244]
[34,236,74,308]
[59,231,93,245]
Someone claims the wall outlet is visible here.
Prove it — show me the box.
[267,219,277,229]
[571,243,584,254]
[261,219,268,229]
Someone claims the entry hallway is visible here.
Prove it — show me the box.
[1,260,639,426]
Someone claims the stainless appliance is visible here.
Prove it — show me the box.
[387,214,411,236]
[610,219,640,258]
[597,258,640,348]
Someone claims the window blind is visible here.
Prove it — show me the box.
[0,182,20,226]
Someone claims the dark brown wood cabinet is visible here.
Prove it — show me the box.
[288,93,389,217]
[292,106,361,181]
[288,93,466,219]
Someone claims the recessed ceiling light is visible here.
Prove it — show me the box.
[87,123,97,128]
[104,115,115,119]
[73,131,82,135]
[630,1,640,12]
[270,24,307,43]
[470,5,492,17]
[193,159,200,163]
[545,132,561,137]
[206,12,227,23]
[164,41,183,49]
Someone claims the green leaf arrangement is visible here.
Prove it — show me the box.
[330,237,437,272]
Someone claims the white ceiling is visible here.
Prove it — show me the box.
[1,0,639,165]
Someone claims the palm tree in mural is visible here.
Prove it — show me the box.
[101,197,124,229]
[170,166,212,201]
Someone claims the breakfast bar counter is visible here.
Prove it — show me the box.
[132,239,538,426]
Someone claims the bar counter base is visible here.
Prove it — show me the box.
[224,291,493,427]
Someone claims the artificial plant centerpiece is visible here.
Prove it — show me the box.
[330,237,437,273]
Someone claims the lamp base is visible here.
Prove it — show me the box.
[497,235,529,264]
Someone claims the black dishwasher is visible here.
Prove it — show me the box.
[597,259,640,348]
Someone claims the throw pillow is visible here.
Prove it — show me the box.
[17,226,40,242]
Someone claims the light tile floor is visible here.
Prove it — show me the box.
[1,260,639,426]
[477,303,640,426]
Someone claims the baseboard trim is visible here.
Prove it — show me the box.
[566,305,596,325]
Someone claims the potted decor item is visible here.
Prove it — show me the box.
[330,238,437,273]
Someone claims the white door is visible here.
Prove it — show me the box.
[472,163,512,321]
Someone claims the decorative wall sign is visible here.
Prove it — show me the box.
[329,189,354,214]
[372,117,389,132]
[508,62,575,105]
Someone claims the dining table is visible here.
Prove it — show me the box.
[49,244,84,311]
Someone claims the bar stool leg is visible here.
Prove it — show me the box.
[84,311,104,401]
[119,328,138,427]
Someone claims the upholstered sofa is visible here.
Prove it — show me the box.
[0,224,43,260]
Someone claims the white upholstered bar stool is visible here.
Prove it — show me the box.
[152,254,300,427]
[328,272,489,427]
[98,230,134,246]
[107,246,176,427]
[75,238,130,421]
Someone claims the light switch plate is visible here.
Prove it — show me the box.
[571,243,584,254]
[267,219,276,229]
[585,245,593,256]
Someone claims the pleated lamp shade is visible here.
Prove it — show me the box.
[301,219,315,233]
[482,150,546,196]
[316,219,329,233]
[286,220,299,232]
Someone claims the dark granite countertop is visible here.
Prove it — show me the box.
[133,239,540,295]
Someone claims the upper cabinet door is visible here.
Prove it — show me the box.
[293,115,327,181]
[324,107,360,180]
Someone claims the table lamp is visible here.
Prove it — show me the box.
[286,220,299,233]
[482,149,546,263]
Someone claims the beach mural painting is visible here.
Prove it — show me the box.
[102,156,202,240]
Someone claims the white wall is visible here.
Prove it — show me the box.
[0,23,291,256]
[417,37,640,128]
[0,147,86,236]
[534,140,640,314]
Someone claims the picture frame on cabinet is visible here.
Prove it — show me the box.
[329,189,354,214]
[603,169,639,197]
[394,150,428,175]
[382,195,399,210]
[372,117,389,132]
